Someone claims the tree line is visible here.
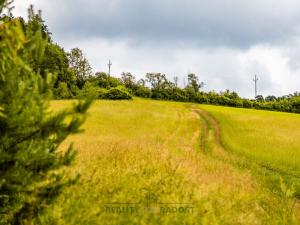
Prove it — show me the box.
[57,50,300,114]
[20,9,299,114]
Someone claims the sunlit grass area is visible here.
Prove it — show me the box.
[199,105,300,177]
[37,99,299,224]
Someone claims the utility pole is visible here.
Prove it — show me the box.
[108,60,112,76]
[173,76,178,87]
[253,75,258,98]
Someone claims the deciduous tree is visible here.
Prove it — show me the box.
[187,73,204,93]
[67,48,93,88]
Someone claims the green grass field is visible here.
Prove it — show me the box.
[199,105,300,174]
[199,105,300,194]
[37,99,299,224]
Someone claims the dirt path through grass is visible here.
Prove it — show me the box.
[194,105,300,221]
[192,107,229,158]
[43,100,299,224]
[192,108,221,149]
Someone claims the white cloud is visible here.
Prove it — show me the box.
[12,0,300,98]
[13,0,39,17]
[59,38,300,98]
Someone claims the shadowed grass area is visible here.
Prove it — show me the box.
[35,99,298,224]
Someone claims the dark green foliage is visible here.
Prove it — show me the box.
[79,81,105,99]
[121,72,136,91]
[146,73,169,90]
[17,7,76,100]
[95,72,122,89]
[134,85,152,98]
[0,0,6,12]
[222,89,239,100]
[187,73,204,93]
[67,48,93,88]
[69,83,81,97]
[290,97,300,113]
[145,73,179,100]
[265,95,277,102]
[182,87,195,102]
[242,99,253,108]
[167,87,188,102]
[116,71,300,114]
[43,43,76,88]
[0,7,91,224]
[75,73,133,100]
[120,72,149,96]
[255,95,265,102]
[54,82,72,99]
[26,5,51,41]
[103,86,132,100]
[195,92,209,104]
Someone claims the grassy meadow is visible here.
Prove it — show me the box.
[199,105,300,172]
[36,99,299,224]
[199,105,300,194]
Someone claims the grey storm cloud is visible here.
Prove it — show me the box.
[37,0,300,48]
[13,0,300,98]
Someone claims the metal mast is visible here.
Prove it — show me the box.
[108,60,112,76]
[253,75,258,98]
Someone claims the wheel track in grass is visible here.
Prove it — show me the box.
[192,109,208,152]
[192,105,300,179]
[191,105,300,220]
[192,107,225,155]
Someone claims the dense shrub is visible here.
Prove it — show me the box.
[170,90,188,102]
[79,81,100,98]
[169,88,188,102]
[69,84,81,97]
[54,82,72,99]
[134,86,152,98]
[95,72,122,89]
[151,89,169,100]
[97,88,109,99]
[195,93,209,104]
[290,97,300,113]
[185,88,198,102]
[103,86,132,100]
[242,99,253,108]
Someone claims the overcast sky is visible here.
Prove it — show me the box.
[13,0,300,98]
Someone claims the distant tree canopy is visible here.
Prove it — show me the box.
[3,1,300,112]
[14,5,300,114]
[265,95,277,102]
[146,73,169,90]
[255,95,264,102]
[121,72,136,90]
[187,73,204,93]
[67,48,93,88]
[94,72,122,89]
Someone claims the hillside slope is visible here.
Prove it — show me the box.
[37,99,299,224]
[199,105,300,194]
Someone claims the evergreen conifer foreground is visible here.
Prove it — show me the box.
[0,1,92,223]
